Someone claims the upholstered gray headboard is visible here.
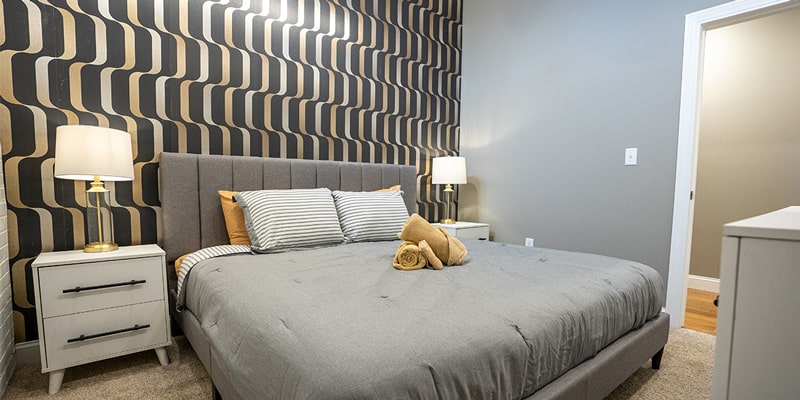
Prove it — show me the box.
[159,152,418,262]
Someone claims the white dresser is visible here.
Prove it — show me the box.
[711,206,800,400]
[431,221,490,240]
[31,245,171,394]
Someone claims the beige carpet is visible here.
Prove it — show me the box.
[607,328,715,399]
[3,336,211,399]
[4,329,714,399]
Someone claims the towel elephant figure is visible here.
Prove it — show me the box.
[392,214,468,271]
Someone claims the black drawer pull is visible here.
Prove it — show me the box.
[63,279,146,294]
[67,323,150,343]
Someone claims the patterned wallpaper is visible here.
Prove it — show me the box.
[0,0,462,342]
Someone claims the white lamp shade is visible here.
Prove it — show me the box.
[54,125,134,181]
[431,156,467,184]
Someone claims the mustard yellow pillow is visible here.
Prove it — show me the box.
[174,253,188,275]
[218,190,251,245]
[374,184,401,193]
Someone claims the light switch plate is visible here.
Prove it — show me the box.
[625,148,638,166]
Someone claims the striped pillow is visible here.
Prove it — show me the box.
[235,188,344,253]
[333,190,410,242]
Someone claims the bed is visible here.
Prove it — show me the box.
[159,152,669,400]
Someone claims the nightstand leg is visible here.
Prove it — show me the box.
[154,346,169,366]
[48,369,65,394]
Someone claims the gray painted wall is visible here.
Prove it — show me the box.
[690,8,800,279]
[459,0,728,290]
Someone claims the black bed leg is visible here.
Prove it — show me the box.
[213,384,222,400]
[651,347,665,370]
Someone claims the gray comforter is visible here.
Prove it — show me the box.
[183,240,664,399]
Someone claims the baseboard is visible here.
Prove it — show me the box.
[688,274,720,293]
[14,341,39,366]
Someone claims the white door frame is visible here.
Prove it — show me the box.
[666,0,800,328]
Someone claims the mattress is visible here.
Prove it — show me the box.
[179,239,664,399]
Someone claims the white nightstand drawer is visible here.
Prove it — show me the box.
[38,257,165,318]
[42,300,169,370]
[446,226,489,240]
[432,221,490,240]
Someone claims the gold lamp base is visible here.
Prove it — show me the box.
[83,176,118,253]
[440,184,457,225]
[84,242,119,253]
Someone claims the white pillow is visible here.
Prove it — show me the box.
[235,188,344,252]
[332,190,409,242]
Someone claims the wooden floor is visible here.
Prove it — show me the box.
[684,288,718,335]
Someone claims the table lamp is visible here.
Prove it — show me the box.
[54,125,134,252]
[431,156,466,224]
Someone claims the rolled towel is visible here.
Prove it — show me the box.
[398,214,467,266]
[419,240,443,270]
[443,232,467,265]
[393,241,428,271]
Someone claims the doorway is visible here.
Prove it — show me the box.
[665,0,800,328]
[687,8,800,334]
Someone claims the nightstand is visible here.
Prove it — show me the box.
[31,244,171,394]
[432,221,490,240]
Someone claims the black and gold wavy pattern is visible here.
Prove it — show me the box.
[0,0,462,342]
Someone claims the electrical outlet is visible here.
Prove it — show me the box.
[525,238,534,247]
[625,148,638,166]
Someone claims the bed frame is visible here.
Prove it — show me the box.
[159,152,669,400]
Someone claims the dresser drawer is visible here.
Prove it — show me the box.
[42,300,169,370]
[38,256,165,318]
